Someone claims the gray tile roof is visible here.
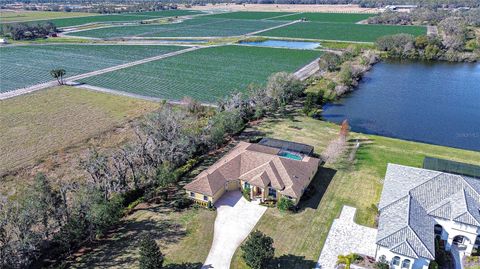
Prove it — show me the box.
[377,164,480,260]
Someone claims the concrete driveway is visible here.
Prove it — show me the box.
[202,191,267,269]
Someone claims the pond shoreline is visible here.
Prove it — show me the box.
[322,60,480,152]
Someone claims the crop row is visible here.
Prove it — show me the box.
[0,44,184,93]
[77,45,322,102]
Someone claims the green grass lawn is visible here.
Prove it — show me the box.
[0,86,159,174]
[67,17,285,38]
[0,44,184,92]
[0,10,93,23]
[205,11,293,20]
[230,113,480,269]
[2,10,202,27]
[77,45,322,102]
[272,12,376,23]
[257,21,427,42]
[70,206,215,269]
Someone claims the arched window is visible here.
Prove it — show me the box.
[401,259,411,268]
[392,256,401,266]
[434,224,443,235]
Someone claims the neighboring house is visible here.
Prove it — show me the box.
[376,164,480,269]
[184,140,320,207]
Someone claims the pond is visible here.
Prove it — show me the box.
[322,60,480,151]
[240,40,320,50]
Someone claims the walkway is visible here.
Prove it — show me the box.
[202,191,267,269]
[0,46,202,100]
[315,206,378,269]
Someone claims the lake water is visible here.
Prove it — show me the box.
[322,60,480,151]
[240,40,320,50]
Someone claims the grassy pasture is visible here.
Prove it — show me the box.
[0,86,159,174]
[257,21,427,42]
[1,10,202,27]
[0,44,184,93]
[205,11,293,20]
[78,45,322,102]
[0,10,93,23]
[230,115,480,269]
[67,17,285,38]
[272,12,376,23]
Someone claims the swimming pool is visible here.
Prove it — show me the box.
[278,151,303,160]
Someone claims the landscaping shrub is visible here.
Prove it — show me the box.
[241,230,275,269]
[374,256,390,269]
[139,235,164,269]
[242,187,251,201]
[172,198,193,211]
[429,261,439,269]
[277,197,294,212]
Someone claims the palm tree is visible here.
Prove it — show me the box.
[50,68,66,85]
[337,253,361,269]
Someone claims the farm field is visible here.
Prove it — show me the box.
[1,10,202,27]
[271,12,375,23]
[205,11,293,20]
[0,86,159,174]
[230,114,480,269]
[0,44,184,93]
[67,17,286,38]
[78,45,322,102]
[0,10,93,23]
[257,21,427,42]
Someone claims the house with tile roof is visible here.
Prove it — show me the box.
[376,164,480,269]
[184,141,320,207]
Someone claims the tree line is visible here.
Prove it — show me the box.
[1,22,57,40]
[0,72,307,269]
[367,8,480,26]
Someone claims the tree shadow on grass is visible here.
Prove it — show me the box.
[165,262,204,269]
[267,254,318,269]
[297,167,337,211]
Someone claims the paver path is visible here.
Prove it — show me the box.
[202,191,267,269]
[315,206,378,269]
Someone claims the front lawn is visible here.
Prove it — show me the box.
[231,114,480,269]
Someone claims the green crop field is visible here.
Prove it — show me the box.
[0,10,93,23]
[3,10,202,28]
[67,17,285,38]
[205,11,293,20]
[257,21,427,42]
[271,12,376,23]
[77,45,322,102]
[0,44,184,93]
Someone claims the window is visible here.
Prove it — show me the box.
[190,192,195,197]
[203,195,208,201]
[392,256,401,266]
[268,188,277,198]
[401,259,410,268]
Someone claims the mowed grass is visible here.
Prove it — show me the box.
[0,86,159,174]
[70,206,215,269]
[0,44,184,92]
[67,17,285,38]
[4,10,202,27]
[272,12,376,23]
[257,21,427,42]
[0,10,93,23]
[78,45,322,102]
[205,11,293,20]
[230,115,480,269]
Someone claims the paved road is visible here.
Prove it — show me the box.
[203,191,267,269]
[316,206,378,269]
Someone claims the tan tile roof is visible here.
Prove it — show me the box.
[184,141,320,198]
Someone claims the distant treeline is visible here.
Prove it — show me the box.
[2,0,479,8]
